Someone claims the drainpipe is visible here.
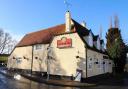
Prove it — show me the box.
[85,46,88,78]
[46,36,54,81]
[47,54,50,81]
[31,45,34,76]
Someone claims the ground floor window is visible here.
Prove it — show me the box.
[88,58,92,69]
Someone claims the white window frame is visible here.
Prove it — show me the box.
[34,44,42,50]
[88,58,93,70]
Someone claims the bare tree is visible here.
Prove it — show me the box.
[0,29,17,54]
[7,40,17,54]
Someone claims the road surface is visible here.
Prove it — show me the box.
[0,71,128,89]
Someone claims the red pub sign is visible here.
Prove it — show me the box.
[57,37,72,48]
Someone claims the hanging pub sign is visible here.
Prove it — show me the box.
[57,37,72,48]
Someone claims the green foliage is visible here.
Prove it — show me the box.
[0,56,8,62]
[106,28,125,60]
[106,27,127,73]
[107,37,124,59]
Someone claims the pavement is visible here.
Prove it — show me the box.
[0,72,128,89]
[17,72,128,87]
[21,74,96,87]
[1,67,128,88]
[0,68,96,87]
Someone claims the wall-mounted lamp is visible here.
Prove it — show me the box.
[103,62,105,64]
[13,57,16,59]
[23,56,26,59]
[94,62,98,64]
[35,57,38,59]
[76,56,79,58]
[23,56,29,60]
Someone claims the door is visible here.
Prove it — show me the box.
[74,69,82,82]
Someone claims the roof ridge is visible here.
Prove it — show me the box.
[27,23,65,35]
[71,19,88,29]
[17,23,66,47]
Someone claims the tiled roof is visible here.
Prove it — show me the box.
[17,24,66,47]
[71,19,90,36]
[71,19,106,54]
[17,19,90,47]
[16,18,106,54]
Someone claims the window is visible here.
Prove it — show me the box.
[88,33,93,47]
[102,43,105,51]
[88,63,92,69]
[88,58,92,69]
[98,61,101,68]
[97,38,100,50]
[15,57,22,64]
[83,36,88,43]
[35,44,42,50]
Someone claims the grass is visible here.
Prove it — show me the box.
[0,56,8,62]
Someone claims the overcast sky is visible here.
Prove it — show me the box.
[0,0,128,43]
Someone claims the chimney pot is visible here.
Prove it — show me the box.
[81,21,86,27]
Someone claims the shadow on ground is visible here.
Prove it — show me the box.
[97,72,128,86]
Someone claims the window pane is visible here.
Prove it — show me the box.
[35,44,42,50]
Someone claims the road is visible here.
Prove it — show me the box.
[0,71,128,89]
[0,73,71,89]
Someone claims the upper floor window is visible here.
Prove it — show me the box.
[101,43,105,51]
[97,38,100,50]
[88,34,93,47]
[88,58,93,69]
[83,36,88,43]
[34,44,42,50]
[83,32,93,47]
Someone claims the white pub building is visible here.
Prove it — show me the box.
[7,11,113,81]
